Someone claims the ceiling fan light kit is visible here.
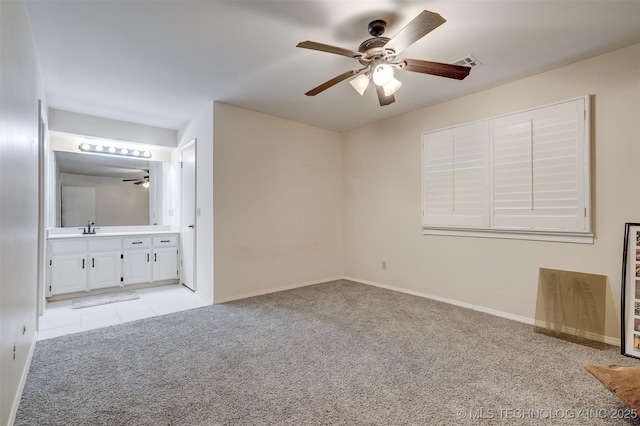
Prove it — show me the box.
[382,77,402,96]
[372,63,395,86]
[349,73,371,96]
[297,10,471,106]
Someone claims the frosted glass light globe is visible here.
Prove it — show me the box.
[372,64,394,86]
[383,77,402,96]
[349,73,370,96]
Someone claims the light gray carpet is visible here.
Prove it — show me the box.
[15,280,640,425]
[72,290,139,309]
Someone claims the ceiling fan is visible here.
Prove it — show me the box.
[122,170,149,186]
[296,10,471,106]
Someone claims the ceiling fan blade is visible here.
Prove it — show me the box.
[384,10,446,55]
[296,41,362,59]
[402,58,471,80]
[305,69,358,96]
[375,84,395,106]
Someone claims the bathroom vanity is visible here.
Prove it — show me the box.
[46,226,180,298]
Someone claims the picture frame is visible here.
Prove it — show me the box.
[621,222,640,358]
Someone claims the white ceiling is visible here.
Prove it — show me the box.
[25,0,640,133]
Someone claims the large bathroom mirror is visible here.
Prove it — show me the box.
[54,150,171,227]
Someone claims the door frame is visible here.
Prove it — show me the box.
[180,139,197,291]
[37,100,48,322]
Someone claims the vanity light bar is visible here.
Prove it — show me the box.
[78,143,152,159]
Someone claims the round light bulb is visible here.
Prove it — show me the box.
[108,146,117,153]
[120,148,129,155]
[132,150,140,156]
[80,143,91,151]
[95,145,103,151]
[372,64,394,86]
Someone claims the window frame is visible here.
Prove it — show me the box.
[421,96,592,244]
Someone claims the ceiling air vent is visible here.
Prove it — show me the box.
[454,54,482,67]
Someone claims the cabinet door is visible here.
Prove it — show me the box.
[152,247,178,281]
[51,254,88,295]
[90,251,122,290]
[123,249,151,285]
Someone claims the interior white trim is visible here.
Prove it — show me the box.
[532,319,617,347]
[212,276,344,304]
[194,290,214,305]
[345,276,620,347]
[423,228,594,244]
[9,333,38,426]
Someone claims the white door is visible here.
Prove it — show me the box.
[180,140,196,290]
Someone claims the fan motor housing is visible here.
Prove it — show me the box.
[358,37,392,64]
[367,19,387,37]
[358,37,389,52]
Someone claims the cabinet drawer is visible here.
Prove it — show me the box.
[49,240,87,255]
[153,235,178,247]
[123,237,151,249]
[89,238,122,252]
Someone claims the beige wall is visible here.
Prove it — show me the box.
[342,43,640,342]
[212,103,344,301]
[49,108,177,148]
[0,1,43,424]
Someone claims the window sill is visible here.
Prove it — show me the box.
[422,227,594,244]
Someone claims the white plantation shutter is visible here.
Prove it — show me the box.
[422,96,590,239]
[491,98,586,231]
[422,121,487,227]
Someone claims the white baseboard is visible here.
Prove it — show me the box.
[533,319,620,347]
[344,276,621,347]
[209,274,621,347]
[194,289,214,305]
[8,331,38,426]
[213,276,344,304]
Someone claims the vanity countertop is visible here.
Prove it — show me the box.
[47,226,179,240]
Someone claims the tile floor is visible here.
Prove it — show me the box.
[39,284,210,340]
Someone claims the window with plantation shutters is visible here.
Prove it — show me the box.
[422,96,592,243]
[491,98,587,231]
[422,121,488,227]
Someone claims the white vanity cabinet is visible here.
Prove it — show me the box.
[122,237,152,285]
[88,238,123,290]
[152,236,179,281]
[49,240,88,295]
[47,232,179,297]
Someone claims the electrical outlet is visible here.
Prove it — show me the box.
[382,261,387,270]
[13,344,16,360]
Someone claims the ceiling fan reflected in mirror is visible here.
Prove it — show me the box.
[123,170,149,188]
[296,10,471,106]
